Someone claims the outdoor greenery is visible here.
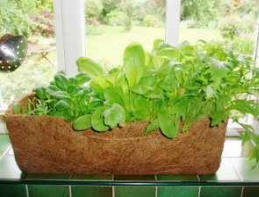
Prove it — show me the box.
[0,0,53,37]
[0,0,257,37]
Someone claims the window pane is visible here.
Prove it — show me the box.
[0,0,57,112]
[180,0,258,56]
[86,0,165,67]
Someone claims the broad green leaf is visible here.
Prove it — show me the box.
[46,89,70,99]
[91,107,109,132]
[152,55,169,68]
[73,114,92,131]
[48,84,59,91]
[132,95,150,119]
[123,43,145,87]
[145,119,159,134]
[91,76,110,90]
[145,88,164,99]
[132,76,154,95]
[75,73,90,85]
[55,73,68,90]
[158,110,178,138]
[77,57,103,78]
[103,104,126,128]
[157,48,179,59]
[55,100,70,111]
[103,87,124,106]
[36,88,47,99]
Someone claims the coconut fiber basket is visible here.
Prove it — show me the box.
[3,95,227,175]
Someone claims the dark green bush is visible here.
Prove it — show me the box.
[181,0,222,26]
[86,0,103,21]
[0,0,53,37]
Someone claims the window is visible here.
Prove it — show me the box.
[86,0,166,66]
[0,0,57,112]
[1,0,258,135]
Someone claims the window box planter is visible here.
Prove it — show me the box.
[2,41,257,175]
[3,94,227,175]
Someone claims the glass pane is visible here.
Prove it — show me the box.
[86,0,165,67]
[0,0,57,112]
[180,0,258,56]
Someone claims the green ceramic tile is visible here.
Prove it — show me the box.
[199,158,240,182]
[28,185,69,197]
[0,184,26,197]
[0,134,10,157]
[200,187,242,197]
[0,154,22,180]
[158,186,198,197]
[115,174,155,197]
[243,187,259,197]
[71,174,113,197]
[157,175,198,197]
[231,158,259,181]
[72,186,112,197]
[115,186,156,197]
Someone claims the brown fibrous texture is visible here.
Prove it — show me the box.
[4,95,227,175]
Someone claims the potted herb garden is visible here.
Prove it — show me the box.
[3,40,259,175]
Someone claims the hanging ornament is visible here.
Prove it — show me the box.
[0,34,27,72]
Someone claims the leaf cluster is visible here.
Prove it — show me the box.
[24,40,258,141]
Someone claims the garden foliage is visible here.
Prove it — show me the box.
[23,40,258,135]
[0,0,53,37]
[15,39,259,161]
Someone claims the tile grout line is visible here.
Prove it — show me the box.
[240,186,244,197]
[25,184,29,197]
[198,186,201,197]
[154,175,158,197]
[112,174,115,197]
[69,185,72,197]
[196,175,201,197]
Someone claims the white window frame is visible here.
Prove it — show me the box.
[54,0,86,77]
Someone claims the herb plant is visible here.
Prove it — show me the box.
[19,40,259,161]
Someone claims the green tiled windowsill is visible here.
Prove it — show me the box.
[0,138,259,186]
[0,138,259,197]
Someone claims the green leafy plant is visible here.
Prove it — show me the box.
[22,40,259,161]
[26,72,102,121]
